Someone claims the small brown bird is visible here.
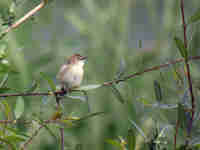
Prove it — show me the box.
[57,54,87,92]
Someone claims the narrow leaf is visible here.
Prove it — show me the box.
[0,87,11,93]
[136,97,151,105]
[73,112,105,122]
[139,40,142,48]
[0,137,16,150]
[174,37,188,59]
[40,72,56,91]
[41,124,58,141]
[25,80,38,92]
[177,103,187,129]
[66,95,87,102]
[5,135,26,142]
[75,144,83,150]
[115,58,126,79]
[154,80,162,102]
[110,84,125,104]
[127,128,136,150]
[83,91,90,113]
[75,84,102,91]
[42,96,48,105]
[157,126,171,138]
[5,127,29,138]
[188,8,200,24]
[151,103,177,109]
[106,139,121,148]
[0,73,8,88]
[129,119,147,140]
[2,100,12,120]
[14,96,24,119]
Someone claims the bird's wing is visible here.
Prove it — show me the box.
[56,64,69,81]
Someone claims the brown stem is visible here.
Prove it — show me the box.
[180,0,195,146]
[174,120,179,150]
[103,56,200,86]
[2,0,47,35]
[0,56,199,98]
[60,128,64,150]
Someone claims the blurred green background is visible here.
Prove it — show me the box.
[0,0,200,149]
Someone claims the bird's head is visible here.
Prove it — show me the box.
[67,54,87,67]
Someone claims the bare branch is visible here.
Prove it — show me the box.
[1,0,47,37]
[0,56,199,98]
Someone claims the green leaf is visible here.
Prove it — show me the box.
[139,40,142,48]
[82,91,90,113]
[2,100,12,120]
[75,144,83,150]
[177,145,187,150]
[115,58,126,79]
[73,112,105,122]
[5,127,29,138]
[0,73,8,88]
[0,63,18,74]
[154,80,162,102]
[9,2,16,13]
[177,103,187,129]
[136,96,151,105]
[0,137,16,150]
[157,126,170,138]
[14,96,24,119]
[110,84,125,104]
[25,80,38,92]
[188,8,200,24]
[40,123,58,141]
[40,72,56,91]
[0,87,11,93]
[174,37,188,59]
[5,135,26,142]
[129,119,147,140]
[66,95,87,102]
[127,128,136,150]
[75,84,102,91]
[106,139,121,148]
[0,32,7,40]
[151,103,177,109]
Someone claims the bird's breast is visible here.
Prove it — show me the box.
[63,65,84,88]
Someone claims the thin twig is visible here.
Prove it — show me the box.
[180,0,195,146]
[55,90,65,150]
[0,112,105,125]
[0,120,16,124]
[103,56,200,86]
[60,128,64,150]
[1,0,47,37]
[0,56,199,98]
[174,120,179,150]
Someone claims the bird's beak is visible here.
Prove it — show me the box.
[80,56,88,60]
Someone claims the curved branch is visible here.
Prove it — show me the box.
[0,56,199,98]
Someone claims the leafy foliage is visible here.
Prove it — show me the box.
[0,0,200,150]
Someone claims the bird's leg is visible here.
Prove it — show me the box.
[60,83,68,96]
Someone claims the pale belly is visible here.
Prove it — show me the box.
[62,67,83,88]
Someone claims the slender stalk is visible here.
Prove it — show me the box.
[1,0,47,38]
[174,120,179,150]
[60,128,64,150]
[180,0,195,146]
[103,56,200,86]
[0,56,199,98]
